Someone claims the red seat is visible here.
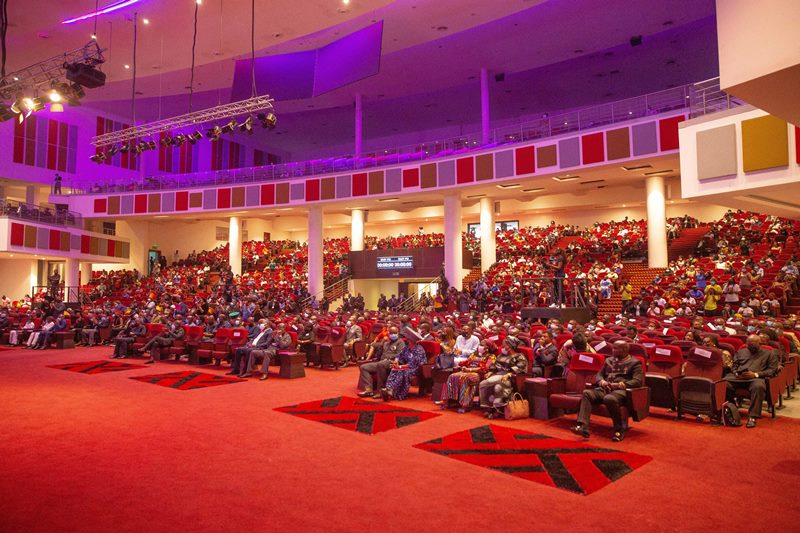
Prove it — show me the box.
[196,328,232,365]
[319,326,345,368]
[676,346,725,419]
[645,345,683,410]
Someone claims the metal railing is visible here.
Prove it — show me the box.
[688,77,747,118]
[65,83,696,195]
[299,275,351,309]
[32,285,89,304]
[398,276,442,313]
[1,199,83,228]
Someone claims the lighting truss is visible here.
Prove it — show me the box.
[0,41,105,100]
[91,95,275,147]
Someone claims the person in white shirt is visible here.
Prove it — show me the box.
[454,325,479,362]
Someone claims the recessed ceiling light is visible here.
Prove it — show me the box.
[496,183,520,189]
[621,164,652,171]
[435,25,448,31]
[644,169,673,176]
[552,175,579,182]
[522,187,544,193]
[143,18,149,24]
[378,197,399,202]
[467,194,486,198]
[580,179,605,185]
[124,64,130,69]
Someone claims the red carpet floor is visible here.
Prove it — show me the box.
[1,346,799,532]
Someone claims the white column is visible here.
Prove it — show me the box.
[26,185,40,206]
[479,197,496,272]
[354,93,363,158]
[80,262,92,286]
[444,194,463,289]
[480,67,491,145]
[65,258,79,299]
[229,216,242,277]
[308,206,324,299]
[351,209,365,252]
[646,175,668,268]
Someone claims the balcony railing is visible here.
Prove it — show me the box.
[66,83,696,196]
[1,198,83,228]
[688,77,747,118]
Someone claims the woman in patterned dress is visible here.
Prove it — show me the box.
[439,339,495,413]
[380,344,428,401]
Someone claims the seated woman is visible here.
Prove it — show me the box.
[556,331,593,376]
[438,339,495,413]
[380,344,428,401]
[478,336,528,419]
[9,316,35,346]
[701,334,732,374]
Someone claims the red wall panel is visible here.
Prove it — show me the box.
[402,168,420,188]
[352,173,368,196]
[581,133,605,164]
[456,157,475,183]
[217,188,231,209]
[10,223,24,246]
[93,198,107,213]
[13,117,25,164]
[515,146,536,175]
[49,230,61,250]
[107,240,116,257]
[134,194,147,213]
[659,115,685,151]
[175,191,189,211]
[81,235,90,254]
[305,179,320,202]
[260,184,275,205]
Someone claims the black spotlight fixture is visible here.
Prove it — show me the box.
[147,140,157,150]
[258,112,277,129]
[0,104,14,123]
[173,134,187,146]
[206,125,222,141]
[90,152,107,163]
[239,115,254,135]
[23,97,46,113]
[119,142,133,154]
[161,135,174,147]
[221,118,238,134]
[65,62,107,89]
[188,131,203,144]
[107,144,121,156]
[10,96,25,114]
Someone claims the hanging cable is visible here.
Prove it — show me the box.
[250,0,257,98]
[131,13,138,134]
[92,0,99,38]
[0,0,8,79]
[188,0,199,112]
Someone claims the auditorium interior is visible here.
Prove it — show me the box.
[1,0,799,531]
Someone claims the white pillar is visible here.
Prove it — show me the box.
[229,216,242,276]
[480,67,490,145]
[646,175,668,268]
[65,258,79,299]
[80,262,92,286]
[444,194,463,289]
[479,197,496,272]
[354,93,363,158]
[26,185,40,206]
[351,209,365,252]
[308,206,324,299]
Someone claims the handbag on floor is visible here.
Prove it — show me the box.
[504,392,529,420]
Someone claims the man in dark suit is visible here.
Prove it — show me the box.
[572,342,643,442]
[357,326,406,399]
[724,334,780,428]
[228,319,272,377]
[251,323,293,381]
[111,317,146,358]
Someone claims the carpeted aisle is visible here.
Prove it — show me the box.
[1,345,799,532]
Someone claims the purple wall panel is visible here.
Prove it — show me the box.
[37,227,49,249]
[631,121,659,156]
[70,234,81,250]
[121,195,134,214]
[161,192,175,212]
[558,137,581,168]
[437,160,455,186]
[203,189,217,209]
[246,185,260,207]
[494,150,514,178]
[35,119,48,168]
[290,183,305,201]
[385,168,402,193]
[336,175,351,198]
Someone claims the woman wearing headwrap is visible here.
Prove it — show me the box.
[380,344,428,401]
[438,339,495,413]
[478,336,528,419]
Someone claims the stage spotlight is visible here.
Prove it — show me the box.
[221,118,238,134]
[258,112,277,129]
[173,134,187,146]
[108,145,121,156]
[48,90,63,103]
[147,140,157,150]
[188,131,203,144]
[23,97,46,113]
[119,142,132,153]
[90,152,107,163]
[206,125,222,141]
[239,115,254,134]
[160,135,174,147]
[0,105,15,122]
[10,97,24,114]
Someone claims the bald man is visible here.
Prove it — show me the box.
[725,334,780,428]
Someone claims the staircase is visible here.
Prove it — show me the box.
[786,295,800,316]
[462,266,482,290]
[596,263,664,317]
[668,226,708,261]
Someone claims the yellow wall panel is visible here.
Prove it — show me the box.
[742,114,789,172]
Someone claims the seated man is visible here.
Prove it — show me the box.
[249,323,293,381]
[531,331,558,377]
[724,334,780,428]
[111,317,146,358]
[358,326,406,399]
[343,318,363,363]
[453,325,479,363]
[571,342,643,442]
[139,320,185,364]
[227,319,272,377]
[34,314,66,350]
